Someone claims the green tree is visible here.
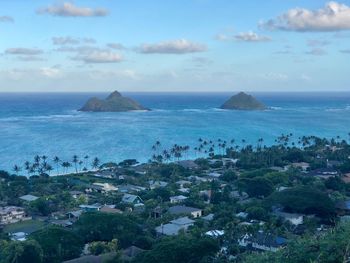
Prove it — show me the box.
[0,240,43,263]
[30,227,83,263]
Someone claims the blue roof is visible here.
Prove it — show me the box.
[276,236,287,245]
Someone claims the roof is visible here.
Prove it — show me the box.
[122,246,145,259]
[170,216,195,226]
[0,206,24,214]
[63,253,117,263]
[168,205,201,215]
[336,200,350,210]
[205,230,224,237]
[253,232,287,248]
[155,222,192,236]
[67,210,83,218]
[170,195,188,201]
[122,193,142,203]
[100,206,122,214]
[177,160,199,169]
[202,213,214,221]
[19,194,39,202]
[149,180,168,187]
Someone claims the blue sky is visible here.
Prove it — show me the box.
[0,0,350,92]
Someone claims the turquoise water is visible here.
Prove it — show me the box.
[0,92,350,172]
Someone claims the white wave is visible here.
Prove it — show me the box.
[270,106,283,110]
[182,108,205,112]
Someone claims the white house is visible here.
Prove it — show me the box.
[0,206,30,225]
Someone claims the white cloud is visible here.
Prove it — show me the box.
[52,36,96,45]
[139,39,207,54]
[261,1,350,32]
[72,51,123,63]
[234,31,271,42]
[305,48,327,56]
[260,72,288,81]
[307,39,331,47]
[5,48,43,55]
[107,43,125,50]
[37,2,108,17]
[216,31,271,42]
[0,16,14,22]
[40,67,61,78]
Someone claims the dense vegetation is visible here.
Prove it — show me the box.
[1,134,350,262]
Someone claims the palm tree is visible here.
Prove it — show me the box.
[53,156,60,175]
[61,162,71,174]
[84,155,89,168]
[92,157,100,170]
[45,164,53,175]
[24,161,30,176]
[78,160,83,172]
[13,165,21,175]
[72,155,79,173]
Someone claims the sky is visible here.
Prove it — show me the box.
[0,0,350,92]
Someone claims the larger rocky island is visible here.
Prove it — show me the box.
[79,91,150,112]
[220,92,267,110]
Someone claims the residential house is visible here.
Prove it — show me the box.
[176,180,191,188]
[290,162,310,171]
[118,184,146,193]
[168,205,202,218]
[149,180,168,190]
[0,206,30,225]
[79,203,102,212]
[308,168,338,179]
[155,216,195,236]
[239,231,287,252]
[93,170,116,179]
[67,210,83,220]
[92,183,118,193]
[177,160,199,170]
[169,195,188,204]
[207,171,221,178]
[69,191,84,199]
[122,194,143,205]
[100,205,122,214]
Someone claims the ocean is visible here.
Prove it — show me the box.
[0,92,350,173]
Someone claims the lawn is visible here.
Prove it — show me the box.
[3,219,47,234]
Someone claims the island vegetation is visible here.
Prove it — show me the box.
[1,133,350,262]
[79,91,150,112]
[220,92,267,110]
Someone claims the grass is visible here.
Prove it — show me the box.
[3,219,47,234]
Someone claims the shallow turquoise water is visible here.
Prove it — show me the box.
[0,92,349,172]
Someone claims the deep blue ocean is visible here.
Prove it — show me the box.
[0,92,350,173]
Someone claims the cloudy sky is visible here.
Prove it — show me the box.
[0,0,350,92]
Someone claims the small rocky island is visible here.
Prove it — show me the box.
[79,91,150,112]
[220,92,267,110]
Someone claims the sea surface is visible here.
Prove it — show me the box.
[0,92,350,173]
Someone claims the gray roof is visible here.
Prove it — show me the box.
[170,216,195,226]
[19,194,39,202]
[202,213,214,221]
[168,205,201,215]
[155,222,193,236]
